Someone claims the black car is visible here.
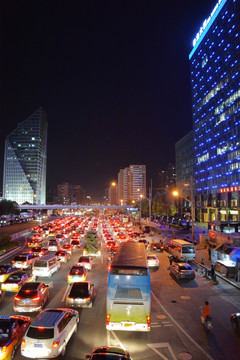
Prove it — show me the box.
[151,243,163,252]
[231,312,240,334]
[143,226,150,233]
[86,347,132,360]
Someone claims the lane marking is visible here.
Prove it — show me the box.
[151,325,162,328]
[61,284,70,302]
[110,330,127,351]
[151,291,214,360]
[107,329,110,346]
[147,342,177,360]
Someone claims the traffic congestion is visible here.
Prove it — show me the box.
[0,214,239,360]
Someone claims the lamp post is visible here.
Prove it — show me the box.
[173,190,195,242]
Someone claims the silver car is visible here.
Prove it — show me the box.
[170,263,195,280]
[66,281,94,308]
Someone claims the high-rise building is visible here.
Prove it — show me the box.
[58,183,85,205]
[190,0,240,221]
[108,181,118,205]
[166,163,176,187]
[117,165,146,205]
[129,165,146,201]
[3,107,48,205]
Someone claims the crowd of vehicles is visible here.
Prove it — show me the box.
[1,212,238,359]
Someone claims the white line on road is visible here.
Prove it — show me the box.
[151,325,162,328]
[110,330,127,351]
[147,342,178,360]
[61,284,70,302]
[151,291,215,360]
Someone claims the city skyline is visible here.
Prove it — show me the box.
[1,0,217,201]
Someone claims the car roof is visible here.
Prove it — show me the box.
[31,309,66,327]
[93,347,127,355]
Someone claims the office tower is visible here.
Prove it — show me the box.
[58,183,85,205]
[166,163,176,187]
[118,169,124,205]
[3,107,48,205]
[129,165,146,201]
[175,130,194,186]
[189,0,240,221]
[108,181,118,205]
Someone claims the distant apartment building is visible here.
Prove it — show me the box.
[3,107,48,205]
[117,165,146,204]
[58,183,85,205]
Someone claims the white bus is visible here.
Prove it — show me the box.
[169,239,195,261]
[106,242,151,332]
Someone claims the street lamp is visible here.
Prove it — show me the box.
[173,190,195,242]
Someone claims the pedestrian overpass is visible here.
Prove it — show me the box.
[19,204,138,211]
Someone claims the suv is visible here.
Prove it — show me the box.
[21,308,79,358]
[14,282,50,312]
[86,347,132,360]
[12,253,37,269]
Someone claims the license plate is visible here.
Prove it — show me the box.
[34,344,42,348]
[124,323,132,327]
[23,299,31,304]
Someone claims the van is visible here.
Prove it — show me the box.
[48,238,60,252]
[21,308,79,358]
[169,239,195,261]
[32,255,60,278]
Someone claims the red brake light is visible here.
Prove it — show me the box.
[52,340,59,348]
[106,314,110,326]
[146,315,151,329]
[14,296,21,301]
[21,339,26,346]
[32,296,40,301]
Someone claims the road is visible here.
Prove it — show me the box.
[0,223,240,360]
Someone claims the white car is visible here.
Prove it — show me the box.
[78,256,92,271]
[12,253,37,269]
[21,308,79,358]
[147,255,159,268]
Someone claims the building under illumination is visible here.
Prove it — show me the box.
[117,165,146,205]
[3,107,48,205]
[189,0,240,221]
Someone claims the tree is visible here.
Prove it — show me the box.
[0,200,20,216]
[151,191,177,217]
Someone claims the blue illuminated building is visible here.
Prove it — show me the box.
[190,0,240,222]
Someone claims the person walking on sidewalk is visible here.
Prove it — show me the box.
[210,264,215,280]
[168,255,174,266]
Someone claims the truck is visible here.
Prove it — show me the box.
[83,230,101,257]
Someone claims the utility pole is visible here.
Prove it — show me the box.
[190,176,195,242]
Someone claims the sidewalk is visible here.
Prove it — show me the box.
[140,218,240,290]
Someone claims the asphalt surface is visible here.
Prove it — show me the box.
[0,223,240,360]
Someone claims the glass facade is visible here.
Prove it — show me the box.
[3,107,48,205]
[190,0,240,221]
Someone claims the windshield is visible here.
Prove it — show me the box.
[18,290,38,298]
[6,275,22,282]
[69,283,89,298]
[27,326,54,339]
[34,260,47,268]
[90,355,128,360]
[70,267,84,275]
[182,246,195,254]
[14,256,27,261]
[0,266,10,274]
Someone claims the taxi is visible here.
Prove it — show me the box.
[0,315,31,360]
[67,265,86,284]
[0,265,17,283]
[1,271,36,292]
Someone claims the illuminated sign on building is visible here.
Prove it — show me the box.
[220,186,240,193]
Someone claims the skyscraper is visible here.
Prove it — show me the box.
[3,107,48,205]
[189,0,240,221]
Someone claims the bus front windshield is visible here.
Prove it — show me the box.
[182,246,195,254]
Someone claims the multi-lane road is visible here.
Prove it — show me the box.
[0,220,240,360]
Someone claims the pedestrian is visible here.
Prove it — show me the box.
[208,247,211,260]
[168,255,174,266]
[210,264,215,280]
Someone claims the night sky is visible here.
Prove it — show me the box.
[0,0,217,201]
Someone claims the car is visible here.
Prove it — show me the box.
[78,256,92,271]
[231,312,240,334]
[151,243,163,252]
[1,271,36,292]
[138,239,149,249]
[67,266,87,284]
[0,315,31,360]
[14,282,50,313]
[12,253,37,270]
[85,347,132,360]
[61,244,73,255]
[21,308,79,359]
[66,281,94,308]
[0,265,17,283]
[48,239,60,252]
[143,226,150,233]
[170,263,195,280]
[27,237,43,248]
[30,247,48,257]
[70,239,81,250]
[55,250,70,263]
[147,255,159,268]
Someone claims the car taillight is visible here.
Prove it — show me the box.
[146,315,151,330]
[84,297,90,301]
[67,297,73,301]
[21,339,26,346]
[14,296,21,301]
[32,296,40,301]
[106,314,110,326]
[0,346,7,353]
[52,340,59,348]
